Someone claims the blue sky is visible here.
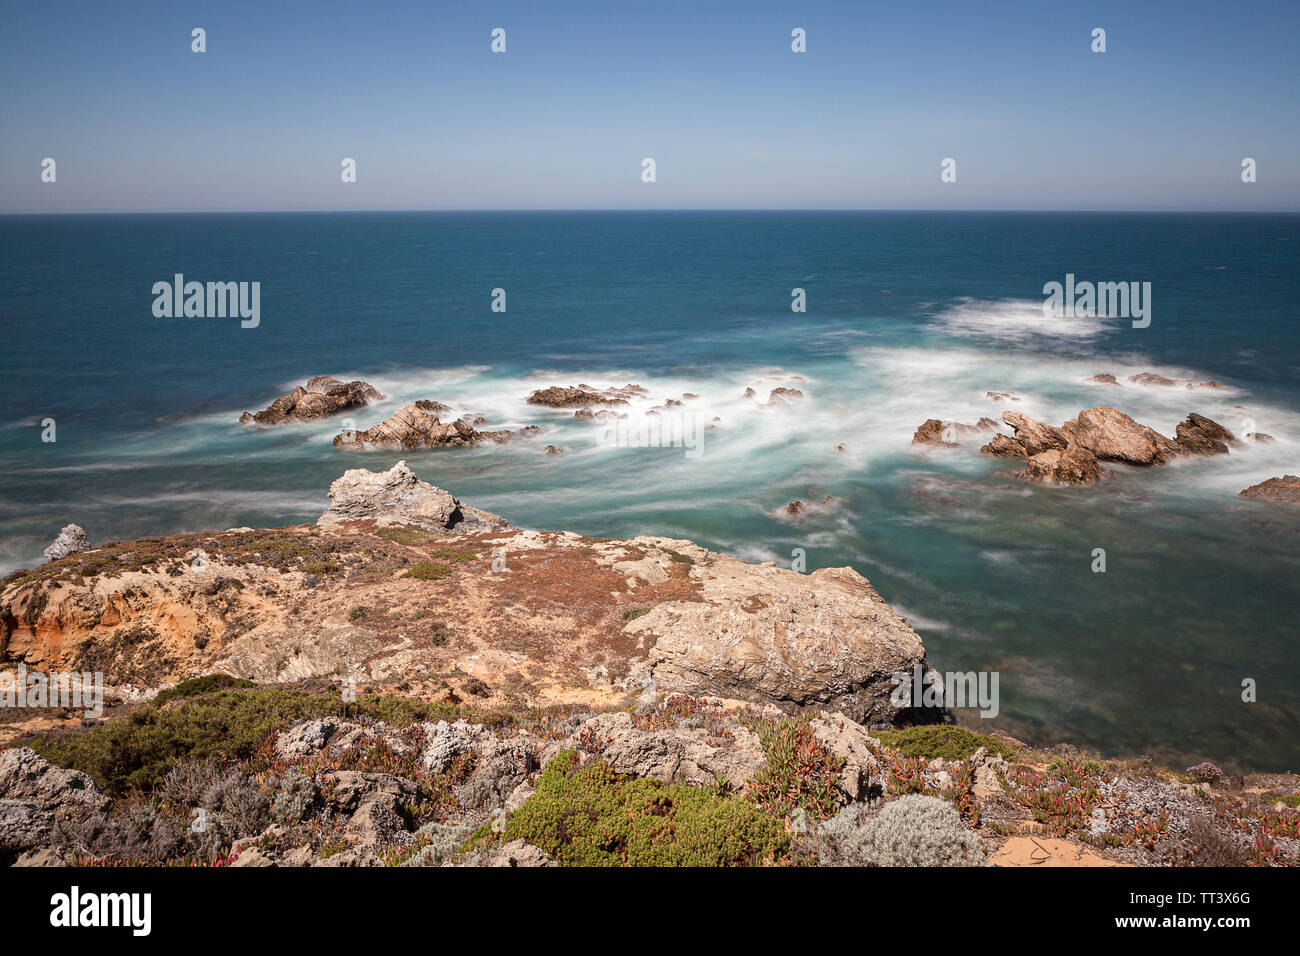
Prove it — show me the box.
[2,0,1297,212]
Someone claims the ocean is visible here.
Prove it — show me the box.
[1,211,1297,769]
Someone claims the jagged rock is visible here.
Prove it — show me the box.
[240,376,384,425]
[785,501,806,517]
[743,387,758,399]
[456,738,538,811]
[1239,475,1300,503]
[1021,447,1104,485]
[317,461,512,534]
[484,840,557,867]
[0,749,107,824]
[333,402,511,450]
[912,417,999,447]
[1086,373,1121,386]
[997,412,1069,456]
[43,524,90,562]
[1056,407,1185,466]
[765,387,804,405]
[421,720,489,773]
[544,445,564,456]
[1174,413,1239,456]
[808,715,885,802]
[526,384,643,408]
[640,563,934,726]
[0,800,52,855]
[564,710,766,790]
[981,433,1027,458]
[985,391,1020,402]
[275,717,342,759]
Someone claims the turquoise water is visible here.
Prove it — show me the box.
[1,212,1297,769]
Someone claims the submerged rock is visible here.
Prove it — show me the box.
[43,524,90,563]
[1128,372,1224,390]
[240,376,384,425]
[912,417,999,447]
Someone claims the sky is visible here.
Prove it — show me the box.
[1,0,1297,212]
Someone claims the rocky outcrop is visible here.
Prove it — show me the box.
[985,391,1020,402]
[976,406,1252,486]
[333,402,512,450]
[912,418,999,447]
[1173,413,1239,456]
[639,562,934,726]
[317,461,512,533]
[0,749,107,830]
[1056,407,1186,466]
[1239,475,1300,503]
[1086,374,1120,386]
[43,525,90,563]
[2,464,931,729]
[240,376,385,425]
[526,384,645,408]
[995,412,1068,456]
[764,387,804,405]
[1022,447,1104,485]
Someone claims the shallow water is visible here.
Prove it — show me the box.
[1,211,1297,769]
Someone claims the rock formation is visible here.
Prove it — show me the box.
[317,461,512,533]
[978,407,1241,486]
[43,525,90,563]
[333,402,512,450]
[912,418,1000,447]
[1128,372,1224,390]
[526,384,645,408]
[1239,475,1300,503]
[240,376,385,425]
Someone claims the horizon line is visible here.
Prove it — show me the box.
[4,206,1300,217]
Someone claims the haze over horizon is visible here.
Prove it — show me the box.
[2,0,1298,214]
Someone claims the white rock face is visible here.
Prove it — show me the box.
[316,460,512,533]
[43,524,90,562]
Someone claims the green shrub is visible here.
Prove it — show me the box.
[816,794,989,867]
[621,607,650,621]
[473,749,791,866]
[28,688,459,793]
[873,725,1017,762]
[374,526,435,546]
[403,562,451,581]
[152,674,255,706]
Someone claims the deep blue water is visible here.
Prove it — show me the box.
[1,211,1298,769]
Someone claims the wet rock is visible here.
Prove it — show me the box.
[1174,413,1239,456]
[764,387,804,405]
[333,402,511,450]
[1056,406,1185,466]
[1128,372,1224,390]
[240,377,384,425]
[1085,373,1121,386]
[1239,475,1300,503]
[998,412,1069,456]
[527,384,642,408]
[912,417,1000,447]
[1021,447,1104,485]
